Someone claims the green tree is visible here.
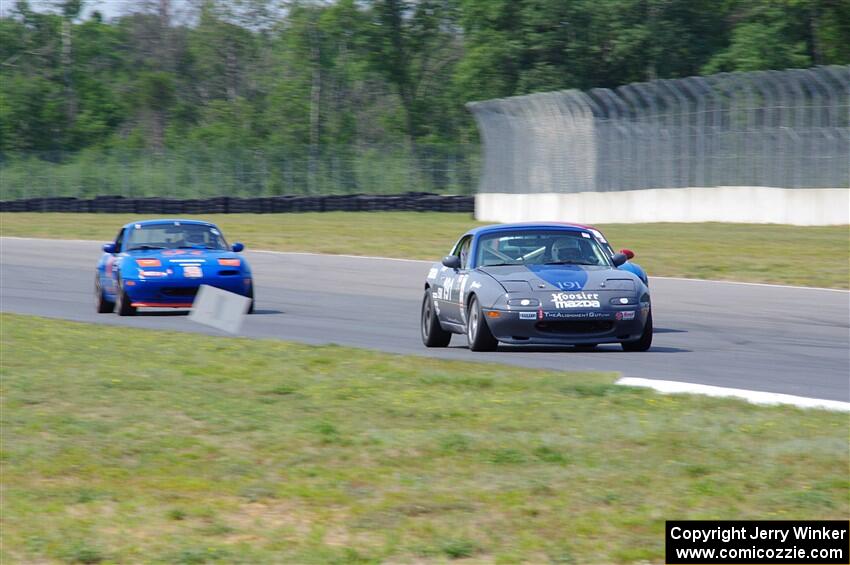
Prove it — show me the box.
[365,0,462,142]
[1,0,848,163]
[703,1,812,73]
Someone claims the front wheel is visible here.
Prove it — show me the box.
[246,285,255,314]
[115,278,136,317]
[622,311,652,352]
[95,275,114,313]
[421,290,451,347]
[467,296,498,352]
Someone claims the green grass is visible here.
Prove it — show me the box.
[1,212,848,288]
[2,313,848,563]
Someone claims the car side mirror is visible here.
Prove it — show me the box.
[103,243,116,253]
[619,248,635,260]
[611,252,628,267]
[441,255,461,269]
[232,242,244,252]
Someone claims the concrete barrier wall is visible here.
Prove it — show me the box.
[475,187,850,226]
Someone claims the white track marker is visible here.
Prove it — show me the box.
[189,285,251,334]
[617,377,850,412]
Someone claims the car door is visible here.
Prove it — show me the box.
[438,235,472,325]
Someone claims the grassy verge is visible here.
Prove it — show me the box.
[2,313,847,563]
[1,212,848,288]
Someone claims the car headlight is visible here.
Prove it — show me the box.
[604,279,635,291]
[507,298,540,307]
[503,281,533,292]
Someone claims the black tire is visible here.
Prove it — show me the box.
[466,295,498,352]
[622,311,652,352]
[115,277,136,317]
[247,286,255,314]
[574,343,598,351]
[421,290,451,347]
[95,275,114,314]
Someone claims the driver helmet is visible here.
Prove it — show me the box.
[551,237,582,262]
[186,231,207,246]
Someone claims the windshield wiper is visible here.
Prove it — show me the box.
[544,260,596,265]
[128,245,165,251]
[176,245,217,250]
[484,262,518,267]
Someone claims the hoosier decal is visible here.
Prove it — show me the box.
[550,292,600,309]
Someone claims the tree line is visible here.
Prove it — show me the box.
[1,0,847,157]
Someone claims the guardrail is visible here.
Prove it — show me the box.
[0,193,474,214]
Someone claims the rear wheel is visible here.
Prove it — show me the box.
[622,311,652,352]
[95,275,114,313]
[115,278,136,316]
[467,296,498,352]
[421,290,451,347]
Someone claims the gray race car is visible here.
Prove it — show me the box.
[421,223,652,351]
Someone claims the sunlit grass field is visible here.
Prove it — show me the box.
[1,212,848,288]
[2,313,847,563]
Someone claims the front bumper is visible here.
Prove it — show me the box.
[482,306,649,345]
[125,275,252,307]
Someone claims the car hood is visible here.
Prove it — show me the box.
[478,264,639,293]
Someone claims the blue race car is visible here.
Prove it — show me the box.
[95,219,254,316]
[574,224,649,286]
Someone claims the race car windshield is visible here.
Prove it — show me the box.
[126,223,229,251]
[476,230,612,268]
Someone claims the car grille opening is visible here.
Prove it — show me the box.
[161,287,199,297]
[535,321,614,334]
[218,270,239,276]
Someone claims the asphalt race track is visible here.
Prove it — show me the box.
[2,237,848,402]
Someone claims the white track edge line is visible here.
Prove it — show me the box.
[2,236,104,244]
[2,236,848,292]
[650,276,848,293]
[249,249,430,263]
[616,377,850,412]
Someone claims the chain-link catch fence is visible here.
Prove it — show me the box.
[468,66,850,194]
